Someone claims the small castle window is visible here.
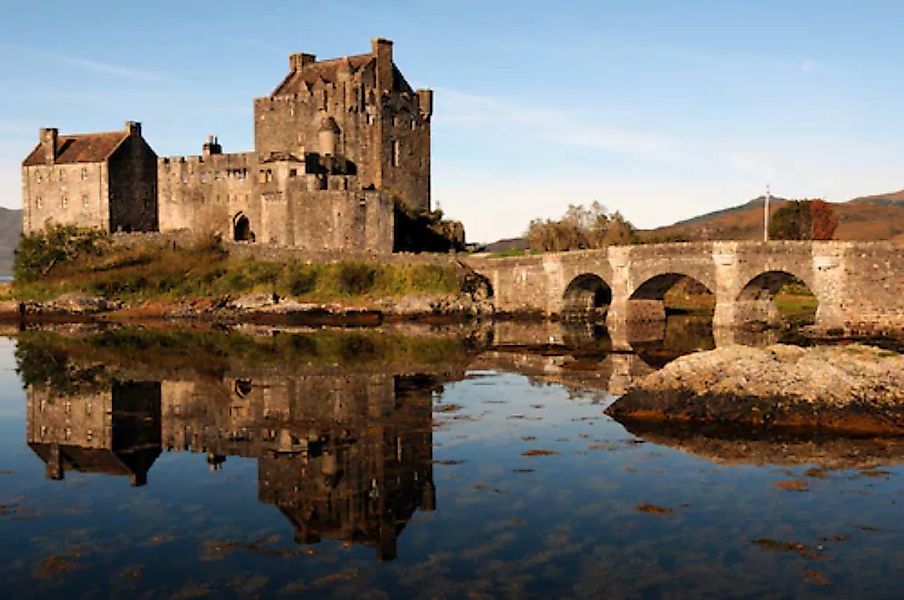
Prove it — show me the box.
[61,197,69,209]
[59,169,66,181]
[266,170,273,182]
[411,119,417,131]
[392,141,400,167]
[81,167,88,180]
[81,195,89,208]
[214,171,222,180]
[35,197,42,209]
[289,169,297,177]
[35,171,42,183]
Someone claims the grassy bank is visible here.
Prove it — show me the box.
[9,226,462,304]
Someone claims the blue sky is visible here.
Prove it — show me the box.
[2,1,904,242]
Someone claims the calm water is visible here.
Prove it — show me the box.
[0,324,901,598]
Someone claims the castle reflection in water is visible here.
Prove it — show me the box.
[26,371,438,561]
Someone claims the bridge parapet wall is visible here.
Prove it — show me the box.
[466,241,904,335]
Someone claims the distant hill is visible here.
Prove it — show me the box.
[644,192,904,244]
[0,207,22,275]
[483,190,904,249]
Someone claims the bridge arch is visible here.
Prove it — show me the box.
[561,273,611,320]
[736,270,818,327]
[627,272,715,322]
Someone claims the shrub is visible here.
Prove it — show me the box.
[284,264,318,296]
[14,224,108,282]
[337,262,377,295]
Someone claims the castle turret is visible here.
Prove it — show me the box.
[318,117,340,157]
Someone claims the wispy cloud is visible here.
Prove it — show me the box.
[44,52,167,82]
[435,88,711,169]
[1,43,167,82]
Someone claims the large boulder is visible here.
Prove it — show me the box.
[606,344,904,435]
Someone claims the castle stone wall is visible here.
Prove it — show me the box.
[22,162,110,233]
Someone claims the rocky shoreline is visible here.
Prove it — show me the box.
[0,291,498,326]
[606,344,904,435]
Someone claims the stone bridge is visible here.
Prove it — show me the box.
[465,241,904,337]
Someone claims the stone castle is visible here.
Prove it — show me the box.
[21,38,433,253]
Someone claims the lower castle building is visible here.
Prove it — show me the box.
[20,38,433,253]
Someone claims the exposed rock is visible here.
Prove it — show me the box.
[29,293,123,315]
[606,344,904,435]
[229,293,280,310]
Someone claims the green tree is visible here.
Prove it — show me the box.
[769,199,837,241]
[525,203,637,252]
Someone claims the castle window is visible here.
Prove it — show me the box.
[392,140,400,167]
[35,197,42,209]
[411,119,417,130]
[59,169,66,181]
[35,171,42,183]
[81,167,88,180]
[289,169,297,178]
[82,195,89,208]
[266,170,273,182]
[61,197,69,209]
[214,171,222,180]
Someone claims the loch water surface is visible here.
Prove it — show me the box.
[0,326,900,598]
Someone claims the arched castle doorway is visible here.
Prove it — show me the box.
[233,213,252,242]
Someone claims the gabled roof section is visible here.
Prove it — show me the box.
[22,130,130,167]
[272,53,374,97]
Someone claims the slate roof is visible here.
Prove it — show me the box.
[22,130,129,167]
[272,54,375,96]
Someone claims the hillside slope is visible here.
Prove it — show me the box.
[645,193,904,243]
[0,207,22,275]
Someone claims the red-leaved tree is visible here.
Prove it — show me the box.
[809,199,838,240]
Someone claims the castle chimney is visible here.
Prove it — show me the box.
[372,38,393,91]
[202,134,222,157]
[125,121,141,136]
[417,89,433,121]
[289,53,316,72]
[39,127,58,164]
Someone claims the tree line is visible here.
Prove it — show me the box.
[523,198,838,252]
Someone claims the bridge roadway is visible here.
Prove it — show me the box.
[465,241,904,338]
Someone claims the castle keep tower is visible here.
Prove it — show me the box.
[254,38,433,213]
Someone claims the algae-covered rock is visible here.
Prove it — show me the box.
[606,344,904,435]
